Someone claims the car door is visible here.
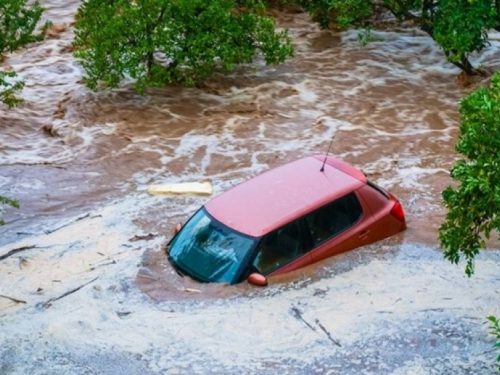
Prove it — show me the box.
[305,191,375,263]
[251,218,313,276]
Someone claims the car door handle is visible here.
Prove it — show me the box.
[358,230,370,239]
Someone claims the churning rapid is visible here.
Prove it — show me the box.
[1,1,500,374]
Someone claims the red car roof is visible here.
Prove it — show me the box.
[205,155,367,237]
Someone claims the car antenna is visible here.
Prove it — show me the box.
[320,133,335,172]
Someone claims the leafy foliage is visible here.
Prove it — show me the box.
[439,73,500,370]
[0,70,25,107]
[437,69,500,371]
[433,0,497,72]
[295,0,499,74]
[487,315,500,371]
[0,195,19,226]
[73,0,294,91]
[439,72,500,277]
[0,0,50,106]
[297,0,373,29]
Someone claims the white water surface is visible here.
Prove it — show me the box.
[1,1,500,374]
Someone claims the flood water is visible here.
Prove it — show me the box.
[1,1,500,374]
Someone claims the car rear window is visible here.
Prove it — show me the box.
[367,180,390,199]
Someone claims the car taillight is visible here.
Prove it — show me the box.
[390,200,405,222]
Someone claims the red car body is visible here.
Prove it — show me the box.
[168,155,406,285]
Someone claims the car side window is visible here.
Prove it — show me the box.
[305,192,362,246]
[252,220,306,275]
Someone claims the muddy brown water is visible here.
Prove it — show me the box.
[1,2,500,373]
[1,2,497,287]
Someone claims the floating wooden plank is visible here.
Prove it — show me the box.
[147,181,213,197]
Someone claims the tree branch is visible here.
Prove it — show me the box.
[0,294,26,304]
[0,245,36,261]
[38,276,99,309]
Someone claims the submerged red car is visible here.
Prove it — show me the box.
[167,155,406,286]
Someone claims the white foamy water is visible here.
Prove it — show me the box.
[1,1,500,373]
[1,194,499,374]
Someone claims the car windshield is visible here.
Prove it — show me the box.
[168,208,259,284]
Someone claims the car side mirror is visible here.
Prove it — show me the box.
[248,273,268,287]
[174,223,182,234]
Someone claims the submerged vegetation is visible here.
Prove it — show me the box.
[487,315,500,371]
[73,0,293,92]
[0,195,19,226]
[0,0,50,107]
[295,0,499,75]
[0,0,498,95]
[71,0,500,92]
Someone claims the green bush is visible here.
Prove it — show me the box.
[439,72,500,370]
[0,0,50,106]
[439,72,500,277]
[73,0,294,92]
